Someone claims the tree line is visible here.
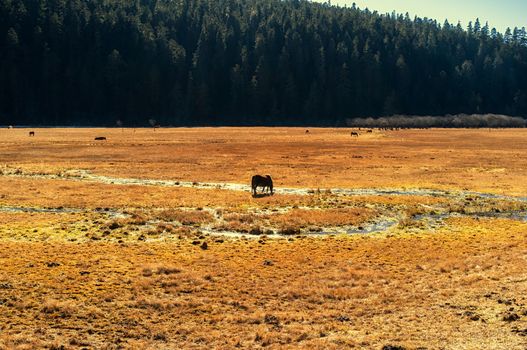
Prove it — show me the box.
[1,0,526,126]
[347,114,526,128]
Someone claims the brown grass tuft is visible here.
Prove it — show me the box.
[41,299,78,318]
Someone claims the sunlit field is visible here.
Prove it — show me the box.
[0,127,526,349]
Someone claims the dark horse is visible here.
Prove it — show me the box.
[251,175,273,196]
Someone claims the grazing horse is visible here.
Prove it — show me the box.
[251,175,273,196]
[351,132,359,137]
[29,131,35,136]
[94,136,107,141]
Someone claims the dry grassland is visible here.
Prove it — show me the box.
[1,127,527,194]
[0,128,526,349]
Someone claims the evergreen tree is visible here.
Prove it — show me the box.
[0,0,525,126]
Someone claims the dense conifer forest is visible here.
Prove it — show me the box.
[1,0,526,126]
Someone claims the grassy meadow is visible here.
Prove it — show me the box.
[0,127,526,349]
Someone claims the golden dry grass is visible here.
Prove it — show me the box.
[268,208,376,227]
[0,128,526,349]
[1,127,527,194]
[0,221,525,349]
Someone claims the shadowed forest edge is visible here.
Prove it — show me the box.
[1,0,527,126]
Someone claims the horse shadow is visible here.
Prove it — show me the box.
[252,193,272,198]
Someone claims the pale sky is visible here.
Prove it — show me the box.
[312,0,527,33]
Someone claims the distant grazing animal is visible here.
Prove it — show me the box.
[367,129,373,133]
[351,132,359,137]
[251,175,273,196]
[94,136,107,141]
[29,131,35,136]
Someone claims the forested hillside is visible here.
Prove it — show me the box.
[1,0,526,126]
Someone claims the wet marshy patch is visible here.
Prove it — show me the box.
[1,169,527,240]
[0,192,526,241]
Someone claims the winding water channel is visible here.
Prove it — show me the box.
[1,169,527,238]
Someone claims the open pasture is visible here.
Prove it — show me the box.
[1,127,527,194]
[0,128,526,349]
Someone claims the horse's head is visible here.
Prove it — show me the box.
[266,175,273,194]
